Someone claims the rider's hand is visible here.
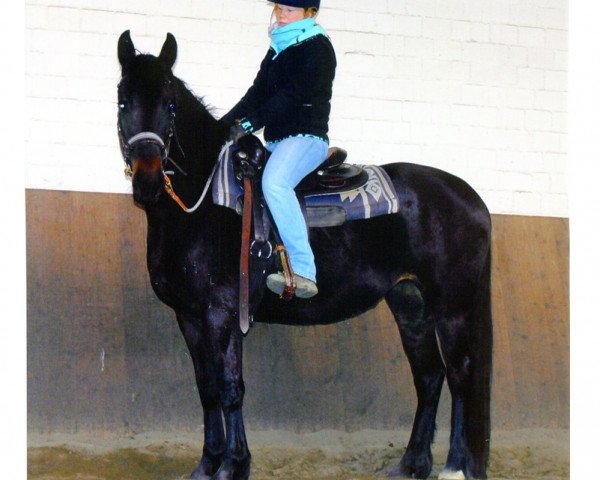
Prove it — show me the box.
[229,118,253,143]
[229,124,247,143]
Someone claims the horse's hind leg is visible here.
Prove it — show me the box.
[436,310,491,480]
[437,274,492,480]
[385,279,446,479]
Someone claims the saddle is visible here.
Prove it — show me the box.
[297,147,368,192]
[233,135,368,198]
[228,134,399,333]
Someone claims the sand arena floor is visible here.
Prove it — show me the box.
[28,428,568,480]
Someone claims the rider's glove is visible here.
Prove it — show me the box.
[229,118,253,142]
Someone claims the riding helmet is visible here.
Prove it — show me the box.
[276,0,321,9]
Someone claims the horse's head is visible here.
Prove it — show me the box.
[117,30,178,206]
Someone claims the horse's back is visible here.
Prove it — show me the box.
[383,162,490,223]
[254,162,491,325]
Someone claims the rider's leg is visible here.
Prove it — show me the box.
[262,135,328,284]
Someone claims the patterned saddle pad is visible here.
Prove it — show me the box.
[212,147,399,227]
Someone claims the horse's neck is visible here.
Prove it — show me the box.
[172,88,228,186]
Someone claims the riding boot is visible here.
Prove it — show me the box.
[267,272,318,298]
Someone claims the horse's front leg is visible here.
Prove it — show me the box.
[177,313,226,480]
[206,305,251,480]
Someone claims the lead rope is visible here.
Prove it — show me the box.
[163,140,233,214]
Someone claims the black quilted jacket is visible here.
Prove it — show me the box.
[222,34,336,143]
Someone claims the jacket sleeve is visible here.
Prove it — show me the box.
[244,39,336,132]
[221,50,272,126]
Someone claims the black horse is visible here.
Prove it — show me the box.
[116,31,492,480]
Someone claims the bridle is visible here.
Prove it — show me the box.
[117,103,176,175]
[117,101,227,214]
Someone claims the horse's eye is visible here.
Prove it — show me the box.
[119,103,126,110]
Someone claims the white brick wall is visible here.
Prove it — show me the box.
[25,0,569,216]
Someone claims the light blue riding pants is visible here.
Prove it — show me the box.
[264,135,329,282]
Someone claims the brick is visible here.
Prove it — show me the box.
[510,3,544,27]
[545,70,567,92]
[461,0,485,21]
[471,61,517,86]
[81,11,147,35]
[513,190,541,213]
[486,190,515,214]
[553,50,568,70]
[471,23,490,42]
[541,193,568,217]
[46,6,82,31]
[423,59,470,82]
[481,1,511,24]
[551,112,567,132]
[422,18,452,40]
[362,120,396,142]
[353,32,386,55]
[463,42,509,67]
[25,5,47,29]
[401,101,433,123]
[451,21,470,41]
[525,109,553,131]
[545,28,568,50]
[542,7,568,29]
[517,67,546,90]
[393,15,422,37]
[405,0,436,17]
[435,0,466,20]
[461,84,491,106]
[491,24,518,44]
[535,90,567,111]
[508,46,529,67]
[404,37,434,58]
[518,26,546,47]
[416,78,462,103]
[548,172,567,193]
[369,78,415,102]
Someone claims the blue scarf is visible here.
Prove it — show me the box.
[270,18,327,58]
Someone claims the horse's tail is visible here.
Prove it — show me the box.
[466,246,493,478]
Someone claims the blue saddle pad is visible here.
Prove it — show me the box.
[212,147,399,226]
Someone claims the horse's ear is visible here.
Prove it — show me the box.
[118,30,136,68]
[159,33,177,70]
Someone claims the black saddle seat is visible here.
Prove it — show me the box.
[297,147,368,193]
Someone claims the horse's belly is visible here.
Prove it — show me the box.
[254,290,381,326]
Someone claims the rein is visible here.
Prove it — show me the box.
[163,140,233,214]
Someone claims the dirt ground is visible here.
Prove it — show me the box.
[27,428,568,479]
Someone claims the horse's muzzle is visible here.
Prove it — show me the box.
[131,155,165,205]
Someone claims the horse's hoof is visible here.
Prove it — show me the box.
[438,469,466,480]
[388,449,433,478]
[190,454,221,480]
[190,470,211,480]
[210,457,251,480]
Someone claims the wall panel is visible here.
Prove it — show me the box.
[26,189,569,434]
